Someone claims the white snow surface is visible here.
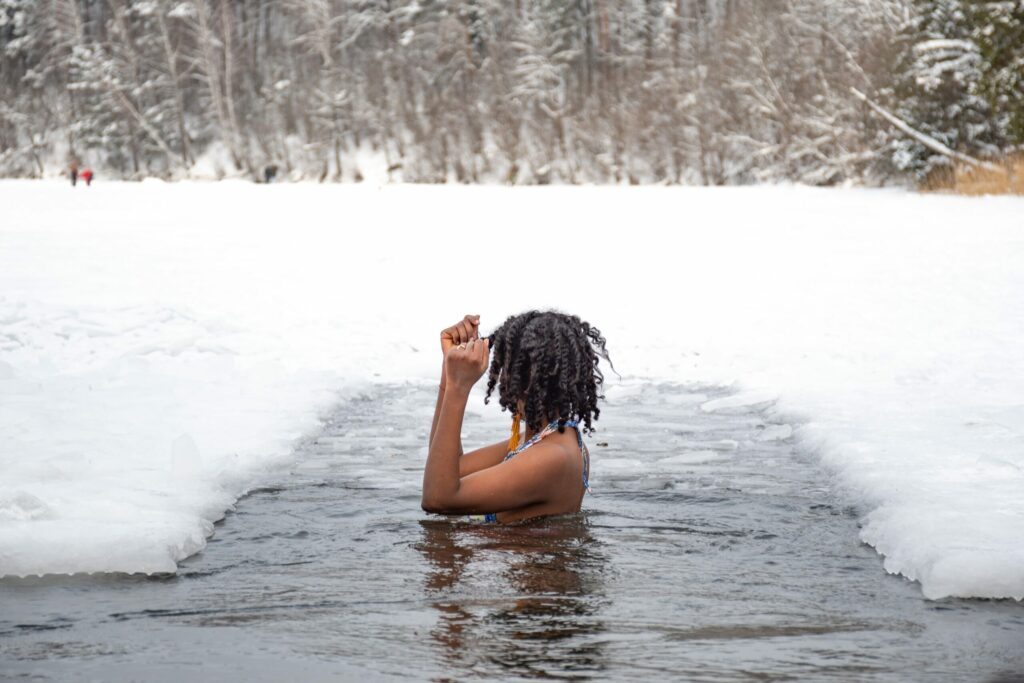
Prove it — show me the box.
[1,180,1022,600]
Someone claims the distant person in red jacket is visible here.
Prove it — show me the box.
[81,168,94,186]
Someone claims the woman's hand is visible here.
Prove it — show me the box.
[433,316,479,441]
[440,315,480,356]
[444,337,490,391]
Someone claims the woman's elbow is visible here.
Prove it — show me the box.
[421,495,446,514]
[421,481,461,514]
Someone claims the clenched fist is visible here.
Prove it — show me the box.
[440,314,480,356]
[445,337,489,391]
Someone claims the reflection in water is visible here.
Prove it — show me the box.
[416,515,608,679]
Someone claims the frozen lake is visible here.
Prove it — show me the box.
[3,182,1023,598]
[3,383,1021,681]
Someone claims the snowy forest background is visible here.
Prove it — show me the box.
[0,0,1022,185]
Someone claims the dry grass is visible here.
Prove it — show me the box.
[922,153,1024,196]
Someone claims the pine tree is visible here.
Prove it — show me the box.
[891,0,1003,177]
[968,0,1024,147]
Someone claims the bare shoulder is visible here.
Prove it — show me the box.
[513,431,581,473]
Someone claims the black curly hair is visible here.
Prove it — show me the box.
[484,310,613,436]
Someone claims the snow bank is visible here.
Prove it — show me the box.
[1,180,1021,599]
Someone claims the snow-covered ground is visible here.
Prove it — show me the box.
[1,180,1021,600]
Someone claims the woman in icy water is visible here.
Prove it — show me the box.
[423,311,612,523]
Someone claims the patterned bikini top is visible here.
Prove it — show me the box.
[471,419,592,524]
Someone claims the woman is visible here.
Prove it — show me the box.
[422,311,612,523]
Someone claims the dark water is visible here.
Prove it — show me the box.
[2,382,1022,682]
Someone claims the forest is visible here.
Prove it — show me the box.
[0,0,1021,184]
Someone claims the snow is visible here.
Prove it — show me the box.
[1,180,1022,601]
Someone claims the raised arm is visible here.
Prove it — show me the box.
[422,337,488,510]
[429,314,479,449]
[430,373,508,476]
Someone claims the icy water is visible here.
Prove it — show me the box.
[2,383,1022,682]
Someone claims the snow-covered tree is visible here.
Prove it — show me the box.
[0,0,1018,184]
[890,0,1003,177]
[969,0,1024,147]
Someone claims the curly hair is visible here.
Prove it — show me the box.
[484,310,612,436]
